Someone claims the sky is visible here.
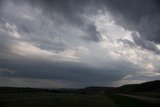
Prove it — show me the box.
[0,0,160,88]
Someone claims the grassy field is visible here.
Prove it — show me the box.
[1,93,115,107]
[0,93,159,107]
[108,95,159,107]
[132,91,160,98]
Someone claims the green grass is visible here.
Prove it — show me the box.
[108,95,159,107]
[1,93,159,107]
[132,91,160,98]
[1,93,116,107]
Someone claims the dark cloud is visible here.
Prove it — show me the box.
[0,0,102,43]
[0,36,141,84]
[24,0,101,42]
[2,0,160,44]
[132,32,160,54]
[0,0,160,88]
[26,0,87,25]
[0,29,18,55]
[0,58,124,83]
[100,0,160,44]
[82,23,101,42]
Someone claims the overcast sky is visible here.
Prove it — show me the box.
[0,0,160,88]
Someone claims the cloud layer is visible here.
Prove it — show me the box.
[0,0,160,88]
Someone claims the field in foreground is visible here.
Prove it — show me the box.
[0,93,159,107]
[1,93,115,107]
[108,95,159,107]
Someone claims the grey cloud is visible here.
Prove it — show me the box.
[132,32,160,54]
[82,23,101,42]
[2,0,160,44]
[0,27,19,54]
[117,33,160,54]
[137,16,160,44]
[27,0,92,26]
[0,41,142,86]
[0,0,160,88]
[0,0,102,50]
[0,58,124,83]
[0,2,68,52]
[117,39,135,48]
[24,0,101,42]
[99,0,160,44]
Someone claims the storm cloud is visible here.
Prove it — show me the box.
[101,0,160,44]
[0,0,160,88]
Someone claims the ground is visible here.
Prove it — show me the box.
[0,93,159,107]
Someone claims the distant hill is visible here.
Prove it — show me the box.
[83,80,160,94]
[0,80,160,94]
[118,80,160,92]
[83,86,116,94]
[0,87,58,93]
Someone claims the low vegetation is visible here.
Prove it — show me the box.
[0,80,160,107]
[1,93,116,107]
[108,95,159,107]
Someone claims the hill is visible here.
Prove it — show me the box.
[82,80,160,94]
[0,80,160,94]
